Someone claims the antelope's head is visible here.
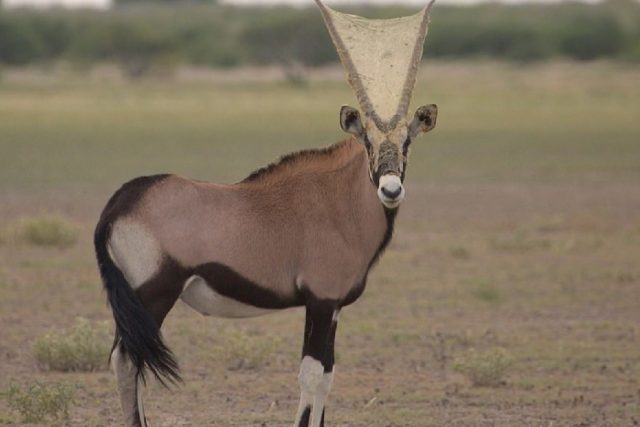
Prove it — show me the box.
[316,0,437,209]
[339,104,437,208]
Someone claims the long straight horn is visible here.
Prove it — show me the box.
[314,0,372,119]
[315,0,436,132]
[397,0,435,120]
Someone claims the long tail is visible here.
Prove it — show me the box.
[94,218,181,386]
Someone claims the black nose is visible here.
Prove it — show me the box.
[381,186,402,199]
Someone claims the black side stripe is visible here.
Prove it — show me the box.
[190,262,303,309]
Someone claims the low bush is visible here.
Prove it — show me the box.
[453,348,512,387]
[1,2,639,69]
[449,246,471,260]
[33,318,111,372]
[472,282,503,304]
[2,382,75,423]
[215,328,280,371]
[490,230,551,253]
[15,215,78,248]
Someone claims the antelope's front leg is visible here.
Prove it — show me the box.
[294,300,338,427]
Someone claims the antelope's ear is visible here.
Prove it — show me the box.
[340,106,364,138]
[409,104,438,137]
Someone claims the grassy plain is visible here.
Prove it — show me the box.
[0,61,639,426]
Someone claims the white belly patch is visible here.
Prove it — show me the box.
[180,275,275,318]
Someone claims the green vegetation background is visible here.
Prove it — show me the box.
[1,0,639,75]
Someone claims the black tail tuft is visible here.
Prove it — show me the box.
[95,218,181,386]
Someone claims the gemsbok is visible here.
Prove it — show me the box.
[94,1,437,426]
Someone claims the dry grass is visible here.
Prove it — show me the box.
[470,281,503,304]
[213,327,282,371]
[453,348,513,387]
[33,318,111,372]
[6,216,79,248]
[2,382,75,423]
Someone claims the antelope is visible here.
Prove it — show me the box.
[94,1,437,426]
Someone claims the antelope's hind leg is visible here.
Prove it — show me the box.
[294,299,339,427]
[111,260,185,427]
[111,345,147,427]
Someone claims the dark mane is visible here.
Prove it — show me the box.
[240,139,352,184]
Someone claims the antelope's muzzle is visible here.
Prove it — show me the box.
[377,174,405,208]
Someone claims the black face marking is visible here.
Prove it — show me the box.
[363,135,375,183]
[373,141,402,186]
[364,135,373,154]
[191,262,304,309]
[298,406,311,427]
[402,137,411,156]
[401,137,411,182]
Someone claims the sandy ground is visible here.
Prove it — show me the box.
[0,62,639,425]
[1,179,639,426]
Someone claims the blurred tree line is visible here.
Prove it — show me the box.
[0,0,639,76]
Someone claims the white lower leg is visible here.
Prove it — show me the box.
[293,356,324,426]
[310,371,334,427]
[136,376,146,427]
[112,348,146,427]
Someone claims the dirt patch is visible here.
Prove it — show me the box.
[1,179,639,426]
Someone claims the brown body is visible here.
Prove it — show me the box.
[96,137,406,427]
[120,139,388,304]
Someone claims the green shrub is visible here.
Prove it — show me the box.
[453,348,513,387]
[0,2,639,67]
[0,14,45,65]
[490,230,551,253]
[556,11,625,60]
[472,282,503,304]
[33,318,111,372]
[16,215,78,248]
[2,382,75,423]
[215,328,280,371]
[449,246,471,260]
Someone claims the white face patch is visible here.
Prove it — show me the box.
[180,275,275,318]
[377,174,405,208]
[108,220,162,289]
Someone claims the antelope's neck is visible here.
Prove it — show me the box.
[334,141,395,265]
